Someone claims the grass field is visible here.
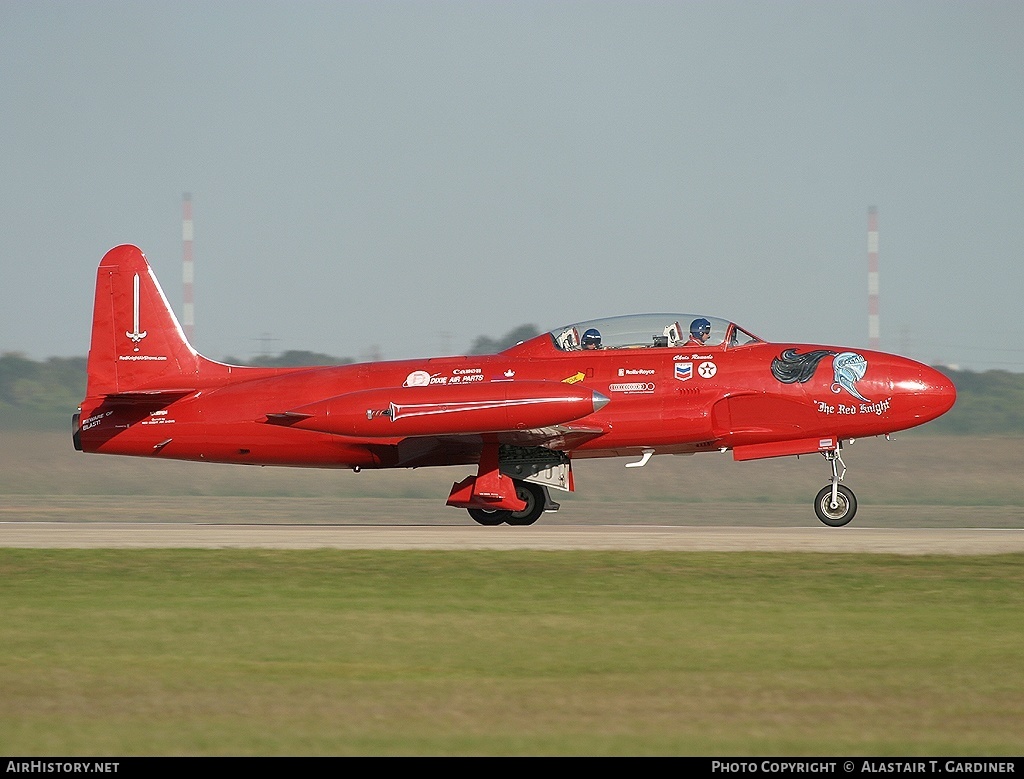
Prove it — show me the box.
[2,431,1023,756]
[2,549,1023,756]
[3,430,1021,529]
[3,430,1024,512]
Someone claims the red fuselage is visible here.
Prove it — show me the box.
[77,332,955,469]
[74,245,956,526]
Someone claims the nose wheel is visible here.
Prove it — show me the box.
[814,483,857,526]
[814,448,857,527]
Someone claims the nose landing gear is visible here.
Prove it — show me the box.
[814,447,857,527]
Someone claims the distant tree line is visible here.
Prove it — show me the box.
[0,354,87,430]
[222,350,352,368]
[1,344,1020,435]
[929,368,1024,435]
[468,324,541,355]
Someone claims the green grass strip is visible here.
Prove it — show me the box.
[2,550,1023,756]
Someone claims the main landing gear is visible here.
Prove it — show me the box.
[814,447,857,527]
[467,480,549,526]
[447,442,564,526]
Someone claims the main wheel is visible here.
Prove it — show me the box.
[468,508,509,526]
[814,484,857,527]
[505,481,546,526]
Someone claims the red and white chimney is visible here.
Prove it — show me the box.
[182,193,194,343]
[867,206,879,350]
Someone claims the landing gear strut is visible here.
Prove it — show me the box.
[814,447,857,527]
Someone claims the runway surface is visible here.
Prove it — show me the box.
[3,522,1024,554]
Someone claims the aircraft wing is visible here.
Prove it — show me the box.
[266,381,610,440]
[495,424,607,450]
[362,424,609,469]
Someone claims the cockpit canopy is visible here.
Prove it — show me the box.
[549,313,763,351]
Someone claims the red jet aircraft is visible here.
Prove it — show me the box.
[74,245,956,527]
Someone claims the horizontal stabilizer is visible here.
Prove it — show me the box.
[101,389,196,404]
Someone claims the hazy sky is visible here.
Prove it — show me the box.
[2,1,1022,371]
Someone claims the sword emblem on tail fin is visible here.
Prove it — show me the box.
[125,273,148,351]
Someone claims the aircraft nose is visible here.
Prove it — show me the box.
[892,362,957,424]
[925,366,957,417]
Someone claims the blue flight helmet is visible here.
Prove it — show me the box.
[581,328,602,349]
[690,318,712,339]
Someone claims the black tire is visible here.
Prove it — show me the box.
[814,484,857,527]
[468,508,509,526]
[505,481,546,526]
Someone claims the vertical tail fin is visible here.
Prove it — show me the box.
[86,244,205,396]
